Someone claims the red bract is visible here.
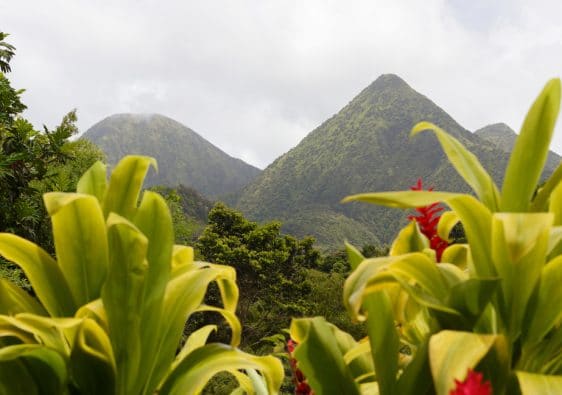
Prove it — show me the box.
[287,339,314,395]
[450,369,492,395]
[409,178,448,261]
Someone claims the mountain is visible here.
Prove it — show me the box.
[83,114,261,198]
[475,122,561,175]
[235,74,513,249]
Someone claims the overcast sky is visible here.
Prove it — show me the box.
[2,0,562,168]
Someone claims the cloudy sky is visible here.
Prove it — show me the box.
[2,0,562,168]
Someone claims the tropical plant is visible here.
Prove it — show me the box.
[289,78,562,394]
[0,155,283,394]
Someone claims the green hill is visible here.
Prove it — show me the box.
[83,114,261,198]
[236,74,513,249]
[475,122,561,176]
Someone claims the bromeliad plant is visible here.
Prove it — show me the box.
[289,78,562,394]
[0,156,283,394]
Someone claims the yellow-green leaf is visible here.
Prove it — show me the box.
[516,371,562,394]
[412,122,500,210]
[44,192,108,306]
[103,155,157,219]
[159,343,283,395]
[429,331,496,395]
[0,234,75,317]
[501,78,561,212]
[77,161,107,203]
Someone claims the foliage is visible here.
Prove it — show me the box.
[150,185,212,245]
[0,32,15,73]
[289,78,562,394]
[83,113,261,198]
[197,203,321,348]
[0,156,283,394]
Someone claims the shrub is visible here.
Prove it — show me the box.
[0,156,283,394]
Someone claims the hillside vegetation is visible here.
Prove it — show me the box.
[236,74,517,248]
[83,113,261,198]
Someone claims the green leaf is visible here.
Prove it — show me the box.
[390,221,428,256]
[501,78,561,212]
[290,317,361,395]
[0,279,47,316]
[412,122,500,210]
[77,161,107,203]
[364,292,399,395]
[523,255,562,345]
[396,339,432,395]
[70,319,116,395]
[440,244,468,269]
[491,213,552,339]
[516,371,562,394]
[0,344,68,395]
[132,191,174,394]
[437,211,460,242]
[102,213,147,394]
[44,192,109,306]
[0,233,76,316]
[531,161,562,211]
[344,241,364,271]
[142,262,239,395]
[342,190,461,208]
[173,325,217,369]
[429,330,496,395]
[103,155,157,219]
[159,343,284,395]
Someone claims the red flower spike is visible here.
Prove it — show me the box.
[450,369,492,395]
[409,179,449,262]
[287,339,314,395]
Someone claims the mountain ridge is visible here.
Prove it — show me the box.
[235,74,512,249]
[83,113,261,198]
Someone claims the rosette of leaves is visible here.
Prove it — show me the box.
[0,155,283,394]
[289,79,562,394]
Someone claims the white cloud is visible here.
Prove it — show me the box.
[2,0,562,168]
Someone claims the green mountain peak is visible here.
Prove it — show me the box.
[235,75,512,249]
[83,113,261,198]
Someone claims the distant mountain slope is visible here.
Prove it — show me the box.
[475,122,561,175]
[83,114,261,198]
[236,74,513,249]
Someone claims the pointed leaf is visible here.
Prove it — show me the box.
[516,371,562,394]
[70,319,116,395]
[103,155,157,219]
[437,211,460,242]
[0,344,68,395]
[77,161,107,203]
[523,255,562,344]
[429,331,496,395]
[0,234,75,316]
[102,213,147,394]
[364,292,399,395]
[159,343,283,395]
[412,122,500,210]
[390,221,428,256]
[345,241,364,271]
[290,317,361,395]
[0,279,47,316]
[44,192,108,305]
[502,78,561,211]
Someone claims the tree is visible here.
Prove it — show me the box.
[0,32,15,73]
[197,203,320,347]
[0,33,103,288]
